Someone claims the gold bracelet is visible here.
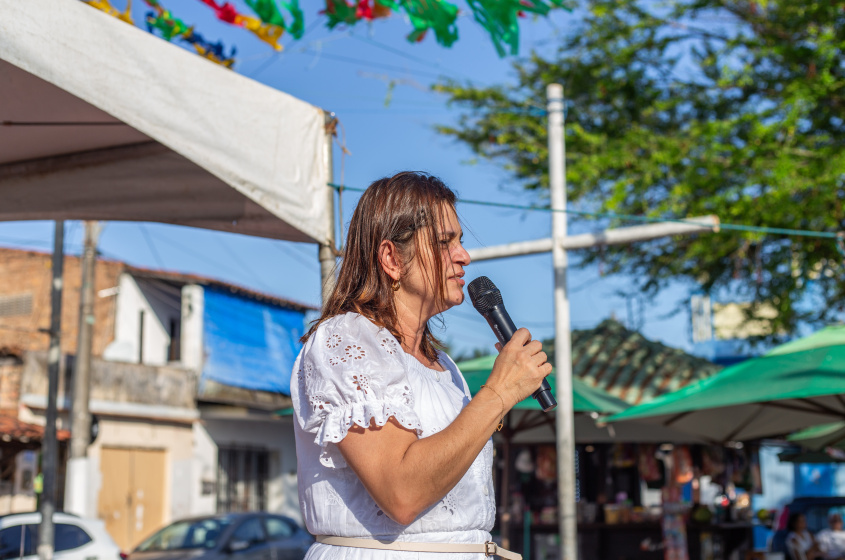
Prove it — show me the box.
[481,384,505,432]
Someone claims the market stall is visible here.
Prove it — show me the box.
[492,440,759,560]
[458,355,758,560]
[602,326,845,560]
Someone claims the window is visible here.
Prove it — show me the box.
[0,524,35,560]
[168,318,181,362]
[54,524,92,552]
[0,523,90,559]
[137,518,232,552]
[216,448,270,513]
[138,310,145,364]
[0,294,32,318]
[264,517,293,540]
[230,518,265,546]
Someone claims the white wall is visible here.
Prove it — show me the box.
[180,285,204,372]
[103,274,182,366]
[753,444,796,512]
[201,416,300,523]
[191,422,218,516]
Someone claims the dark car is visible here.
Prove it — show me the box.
[129,513,313,560]
[770,496,845,556]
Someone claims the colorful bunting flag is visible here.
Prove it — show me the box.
[466,0,571,56]
[83,0,134,24]
[199,0,286,51]
[246,0,306,39]
[384,0,459,46]
[144,0,237,67]
[78,0,572,63]
[323,0,364,28]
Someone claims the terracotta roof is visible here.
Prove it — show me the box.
[561,319,721,405]
[0,414,70,443]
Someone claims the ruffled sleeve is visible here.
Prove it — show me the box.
[293,313,422,468]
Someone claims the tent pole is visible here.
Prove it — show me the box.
[39,220,64,560]
[548,83,578,560]
[320,111,337,306]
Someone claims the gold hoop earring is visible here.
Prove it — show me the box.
[391,279,401,291]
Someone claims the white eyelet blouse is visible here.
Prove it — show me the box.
[291,312,496,559]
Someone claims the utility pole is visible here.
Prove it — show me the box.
[548,84,578,560]
[66,221,100,517]
[466,84,719,560]
[320,111,337,306]
[39,220,64,560]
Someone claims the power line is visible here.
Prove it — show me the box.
[215,235,280,295]
[119,226,293,298]
[247,51,283,79]
[292,48,447,80]
[138,224,166,269]
[270,242,320,272]
[348,33,458,73]
[327,183,844,241]
[0,237,80,251]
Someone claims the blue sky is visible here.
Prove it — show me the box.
[0,0,698,357]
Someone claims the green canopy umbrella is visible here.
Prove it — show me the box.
[787,421,845,450]
[457,355,703,444]
[607,325,845,443]
[458,354,627,413]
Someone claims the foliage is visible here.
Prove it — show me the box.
[435,0,845,341]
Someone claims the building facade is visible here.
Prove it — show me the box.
[0,248,311,550]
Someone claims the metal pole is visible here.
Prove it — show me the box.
[548,84,577,560]
[466,216,720,262]
[319,111,337,306]
[66,221,100,516]
[39,220,64,560]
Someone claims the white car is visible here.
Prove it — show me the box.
[0,512,122,560]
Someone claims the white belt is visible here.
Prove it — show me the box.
[315,535,522,560]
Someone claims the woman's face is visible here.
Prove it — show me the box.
[399,204,470,316]
[796,515,807,531]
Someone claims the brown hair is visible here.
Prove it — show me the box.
[303,171,458,361]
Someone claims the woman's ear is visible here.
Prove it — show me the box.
[378,240,402,281]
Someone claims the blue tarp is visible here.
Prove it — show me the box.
[202,286,305,394]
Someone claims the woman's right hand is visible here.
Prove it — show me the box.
[485,328,552,410]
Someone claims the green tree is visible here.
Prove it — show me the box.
[436,0,845,340]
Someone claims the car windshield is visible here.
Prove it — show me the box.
[136,518,233,552]
[805,505,845,533]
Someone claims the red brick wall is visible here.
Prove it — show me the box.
[0,359,22,411]
[0,248,125,357]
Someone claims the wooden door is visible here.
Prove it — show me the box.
[98,448,165,551]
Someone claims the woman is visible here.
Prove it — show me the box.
[290,172,551,559]
[787,513,822,560]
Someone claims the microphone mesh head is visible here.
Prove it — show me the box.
[468,276,502,314]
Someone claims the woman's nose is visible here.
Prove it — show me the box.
[453,244,471,265]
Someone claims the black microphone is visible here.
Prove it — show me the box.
[467,276,557,412]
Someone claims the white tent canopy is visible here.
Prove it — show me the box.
[0,0,331,244]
